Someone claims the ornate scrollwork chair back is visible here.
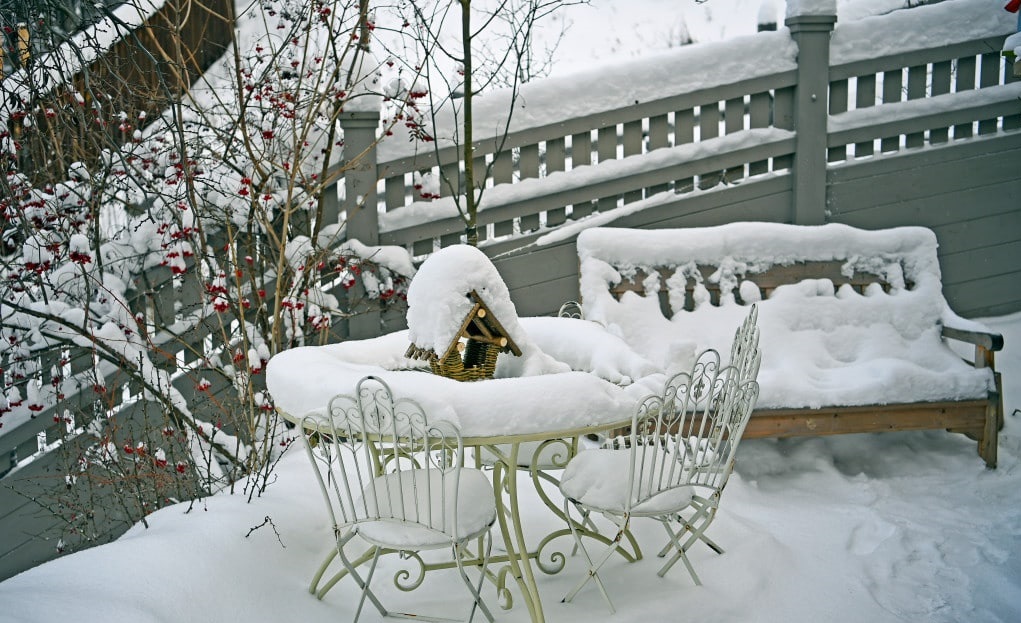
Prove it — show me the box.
[558,306,761,612]
[301,376,496,623]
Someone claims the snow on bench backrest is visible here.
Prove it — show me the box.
[577,223,994,410]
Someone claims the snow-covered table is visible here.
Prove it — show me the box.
[267,320,657,623]
[577,222,1004,467]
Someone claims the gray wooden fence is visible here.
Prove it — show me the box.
[3,3,1020,581]
[331,6,1020,337]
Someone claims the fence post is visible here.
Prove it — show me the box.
[338,110,382,339]
[786,4,836,225]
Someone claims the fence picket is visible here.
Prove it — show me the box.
[828,79,849,162]
[772,86,794,170]
[545,138,567,226]
[646,114,671,195]
[881,70,902,153]
[905,65,927,148]
[954,56,976,140]
[725,96,745,183]
[698,102,721,189]
[854,74,876,158]
[623,120,644,203]
[931,61,952,143]
[674,108,695,192]
[978,52,1000,135]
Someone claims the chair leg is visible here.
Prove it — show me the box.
[657,503,718,585]
[658,530,702,585]
[309,548,338,594]
[454,531,495,623]
[697,531,725,555]
[656,519,723,557]
[315,543,378,599]
[354,547,383,623]
[561,498,624,613]
[334,531,389,620]
[568,503,601,556]
[656,497,723,582]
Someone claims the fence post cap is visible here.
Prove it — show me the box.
[340,110,381,127]
[785,0,837,30]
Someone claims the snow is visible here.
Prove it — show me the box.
[1,308,1018,622]
[2,2,1020,622]
[577,224,994,409]
[357,468,496,547]
[378,0,1016,164]
[345,51,384,113]
[786,0,838,18]
[266,333,642,438]
[269,223,993,428]
[829,81,1021,133]
[560,449,696,514]
[831,0,1017,64]
[1006,31,1021,56]
[378,31,797,162]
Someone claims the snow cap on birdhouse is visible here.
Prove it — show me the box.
[404,245,523,381]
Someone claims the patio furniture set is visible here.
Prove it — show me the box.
[266,223,1003,622]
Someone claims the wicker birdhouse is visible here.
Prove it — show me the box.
[405,290,522,381]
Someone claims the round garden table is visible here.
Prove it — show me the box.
[267,321,661,622]
[277,405,640,623]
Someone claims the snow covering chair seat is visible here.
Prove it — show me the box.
[577,223,1004,467]
[558,307,761,612]
[301,376,496,623]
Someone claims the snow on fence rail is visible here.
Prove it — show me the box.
[2,0,1020,479]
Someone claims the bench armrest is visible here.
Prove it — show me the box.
[941,325,1004,352]
[941,314,1004,371]
[940,307,1004,354]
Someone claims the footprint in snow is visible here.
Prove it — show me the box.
[848,516,898,556]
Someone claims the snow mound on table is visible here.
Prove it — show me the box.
[266,336,646,438]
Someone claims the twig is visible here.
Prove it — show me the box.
[245,515,285,547]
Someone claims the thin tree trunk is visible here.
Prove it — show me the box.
[460,0,478,246]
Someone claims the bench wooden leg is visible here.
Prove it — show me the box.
[995,372,1005,432]
[978,387,1000,469]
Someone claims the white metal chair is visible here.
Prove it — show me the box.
[302,376,497,623]
[556,300,585,319]
[727,303,762,386]
[648,303,761,569]
[558,307,761,612]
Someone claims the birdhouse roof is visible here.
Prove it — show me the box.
[405,245,521,352]
[404,245,570,378]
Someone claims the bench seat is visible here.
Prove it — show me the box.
[577,223,1004,467]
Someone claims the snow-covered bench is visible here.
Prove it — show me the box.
[577,223,1004,467]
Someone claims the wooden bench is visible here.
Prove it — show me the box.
[576,223,1004,467]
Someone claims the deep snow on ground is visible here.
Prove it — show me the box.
[0,311,1017,623]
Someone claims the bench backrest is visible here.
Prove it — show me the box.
[575,224,965,402]
[606,260,911,318]
[578,222,942,322]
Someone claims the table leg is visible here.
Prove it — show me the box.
[491,443,545,623]
[529,438,642,567]
[482,438,642,623]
